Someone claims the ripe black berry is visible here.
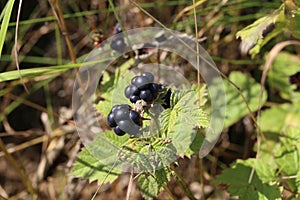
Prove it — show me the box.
[113,127,126,136]
[107,112,117,127]
[129,110,141,125]
[149,83,160,98]
[118,120,140,135]
[141,72,154,82]
[131,76,151,89]
[114,108,130,122]
[110,37,126,53]
[125,85,139,98]
[130,95,141,103]
[140,89,153,102]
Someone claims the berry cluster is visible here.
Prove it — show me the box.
[107,104,141,136]
[107,72,171,136]
[125,72,160,103]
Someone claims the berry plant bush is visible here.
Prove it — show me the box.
[72,69,209,199]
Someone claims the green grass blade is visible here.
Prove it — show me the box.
[0,0,15,59]
[0,57,110,82]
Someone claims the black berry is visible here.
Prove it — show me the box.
[131,76,151,89]
[107,112,117,127]
[129,110,141,125]
[141,72,154,82]
[130,95,141,103]
[125,85,139,98]
[149,83,160,98]
[140,89,153,102]
[113,127,126,136]
[110,37,126,53]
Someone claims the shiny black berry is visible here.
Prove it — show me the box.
[113,127,126,136]
[140,89,153,102]
[107,112,117,127]
[130,95,141,103]
[129,110,141,125]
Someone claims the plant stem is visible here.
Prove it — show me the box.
[170,164,197,200]
[48,0,77,64]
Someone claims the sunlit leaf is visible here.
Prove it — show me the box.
[71,147,120,184]
[224,72,267,128]
[236,5,284,56]
[267,52,300,102]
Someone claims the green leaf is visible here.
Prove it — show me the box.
[214,159,281,200]
[286,2,300,39]
[276,127,300,174]
[275,127,300,193]
[159,87,208,157]
[86,130,130,168]
[260,104,290,133]
[236,5,284,56]
[248,23,285,57]
[267,52,300,102]
[138,173,162,200]
[224,72,267,128]
[0,0,15,58]
[260,102,300,133]
[257,114,300,193]
[71,147,120,184]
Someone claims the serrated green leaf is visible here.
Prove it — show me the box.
[224,72,267,128]
[267,52,300,102]
[159,87,208,157]
[86,130,130,169]
[138,173,160,200]
[236,5,284,56]
[71,147,120,184]
[154,167,170,187]
[214,159,281,200]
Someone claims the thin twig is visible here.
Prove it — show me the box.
[0,125,74,157]
[248,40,300,184]
[126,170,134,200]
[14,0,29,93]
[192,1,205,199]
[48,0,77,64]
